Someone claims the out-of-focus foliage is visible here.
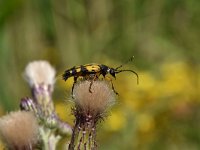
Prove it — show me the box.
[0,0,199,149]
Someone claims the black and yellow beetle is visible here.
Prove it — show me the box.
[63,56,139,95]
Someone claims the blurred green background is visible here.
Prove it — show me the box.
[0,0,200,149]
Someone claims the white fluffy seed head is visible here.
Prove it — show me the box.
[73,80,116,115]
[24,60,56,87]
[0,111,39,149]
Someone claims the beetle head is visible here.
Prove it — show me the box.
[109,68,116,78]
[62,71,70,81]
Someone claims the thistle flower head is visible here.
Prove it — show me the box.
[0,111,39,149]
[24,60,56,87]
[68,80,116,150]
[73,80,116,116]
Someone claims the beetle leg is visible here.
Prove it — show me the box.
[111,80,119,95]
[89,74,97,93]
[89,78,94,93]
[105,76,119,95]
[72,76,78,98]
[89,81,93,93]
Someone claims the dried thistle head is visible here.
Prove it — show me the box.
[24,60,56,87]
[0,111,39,149]
[73,80,116,117]
[68,80,116,150]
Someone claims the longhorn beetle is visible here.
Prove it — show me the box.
[62,56,139,96]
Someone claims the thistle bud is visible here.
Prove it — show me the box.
[23,60,56,121]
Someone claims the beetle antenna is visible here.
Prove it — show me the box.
[115,56,135,70]
[116,69,139,84]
